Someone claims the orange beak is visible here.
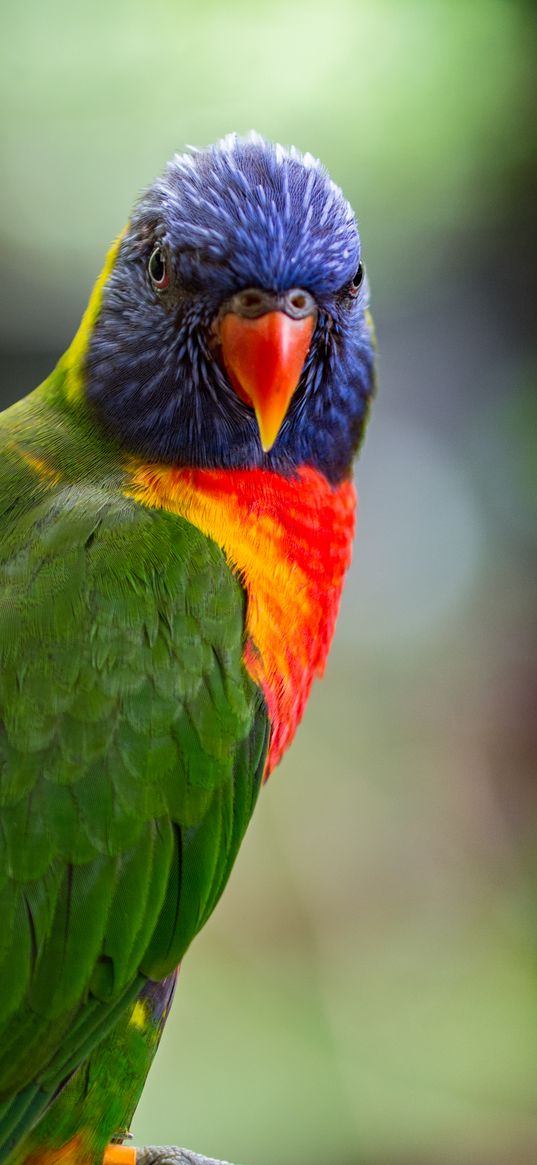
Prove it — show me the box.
[219,310,316,452]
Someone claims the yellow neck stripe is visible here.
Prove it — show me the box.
[63,230,125,406]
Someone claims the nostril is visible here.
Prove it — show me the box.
[286,288,315,318]
[240,291,264,309]
[230,288,270,318]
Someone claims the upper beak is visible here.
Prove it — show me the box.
[218,291,316,452]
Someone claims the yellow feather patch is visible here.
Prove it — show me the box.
[63,230,126,406]
[128,1000,148,1031]
[17,448,62,485]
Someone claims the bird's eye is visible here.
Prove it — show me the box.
[348,263,364,298]
[148,246,169,291]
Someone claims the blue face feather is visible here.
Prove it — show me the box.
[85,133,375,485]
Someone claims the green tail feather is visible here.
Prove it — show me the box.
[0,1085,49,1164]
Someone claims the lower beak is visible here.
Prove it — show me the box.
[219,310,316,452]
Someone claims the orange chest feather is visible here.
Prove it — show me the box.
[125,463,355,773]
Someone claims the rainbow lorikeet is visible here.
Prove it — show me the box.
[0,134,375,1165]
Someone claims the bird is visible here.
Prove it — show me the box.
[0,132,375,1165]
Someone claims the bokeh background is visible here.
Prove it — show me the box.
[1,1,536,1163]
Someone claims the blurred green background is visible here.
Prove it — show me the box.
[1,1,536,1162]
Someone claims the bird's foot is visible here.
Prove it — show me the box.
[136,1148,238,1165]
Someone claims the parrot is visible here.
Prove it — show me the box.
[0,133,375,1165]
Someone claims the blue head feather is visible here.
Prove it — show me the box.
[85,133,375,484]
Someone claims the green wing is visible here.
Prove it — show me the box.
[0,456,268,1159]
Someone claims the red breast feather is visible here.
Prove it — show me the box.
[126,463,355,774]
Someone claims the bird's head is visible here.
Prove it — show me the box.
[82,133,375,484]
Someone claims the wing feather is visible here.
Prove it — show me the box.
[0,479,267,1156]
